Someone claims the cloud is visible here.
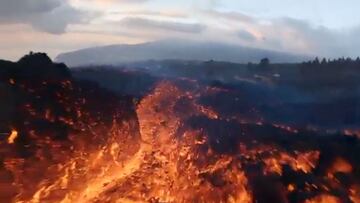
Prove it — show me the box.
[256,18,344,57]
[120,17,206,33]
[1,2,360,59]
[204,9,360,57]
[204,10,255,24]
[0,23,144,61]
[79,0,149,8]
[0,0,95,34]
[111,10,188,18]
[237,30,256,42]
[0,0,60,18]
[91,0,148,3]
[255,17,360,57]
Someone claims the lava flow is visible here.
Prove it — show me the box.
[1,70,360,202]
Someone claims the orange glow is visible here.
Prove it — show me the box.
[350,185,360,203]
[327,157,353,178]
[304,194,341,203]
[263,150,320,175]
[7,130,18,144]
[9,78,15,84]
[4,82,253,203]
[2,81,358,203]
[287,184,295,192]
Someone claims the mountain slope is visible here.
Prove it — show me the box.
[56,39,310,67]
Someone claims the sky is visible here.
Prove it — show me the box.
[1,0,360,61]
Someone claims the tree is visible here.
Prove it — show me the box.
[259,58,270,67]
[321,58,327,65]
[313,57,320,65]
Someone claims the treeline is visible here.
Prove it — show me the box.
[302,57,360,68]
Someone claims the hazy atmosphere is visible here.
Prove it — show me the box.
[1,0,360,60]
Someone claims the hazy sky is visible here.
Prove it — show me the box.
[1,0,360,60]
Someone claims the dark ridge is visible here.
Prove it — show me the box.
[0,52,71,81]
[0,52,138,158]
[18,52,53,66]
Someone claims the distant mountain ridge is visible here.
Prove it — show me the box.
[55,39,311,67]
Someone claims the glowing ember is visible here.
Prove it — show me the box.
[9,78,15,85]
[287,184,296,192]
[7,130,18,144]
[327,157,353,178]
[350,185,360,203]
[304,194,342,203]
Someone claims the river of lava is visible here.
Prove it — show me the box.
[2,81,359,203]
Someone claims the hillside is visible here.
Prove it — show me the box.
[56,39,310,67]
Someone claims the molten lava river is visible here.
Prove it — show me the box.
[1,80,360,203]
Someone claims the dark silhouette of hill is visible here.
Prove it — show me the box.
[0,52,71,81]
[0,51,137,137]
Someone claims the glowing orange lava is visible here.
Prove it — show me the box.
[7,130,18,144]
[2,81,359,203]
